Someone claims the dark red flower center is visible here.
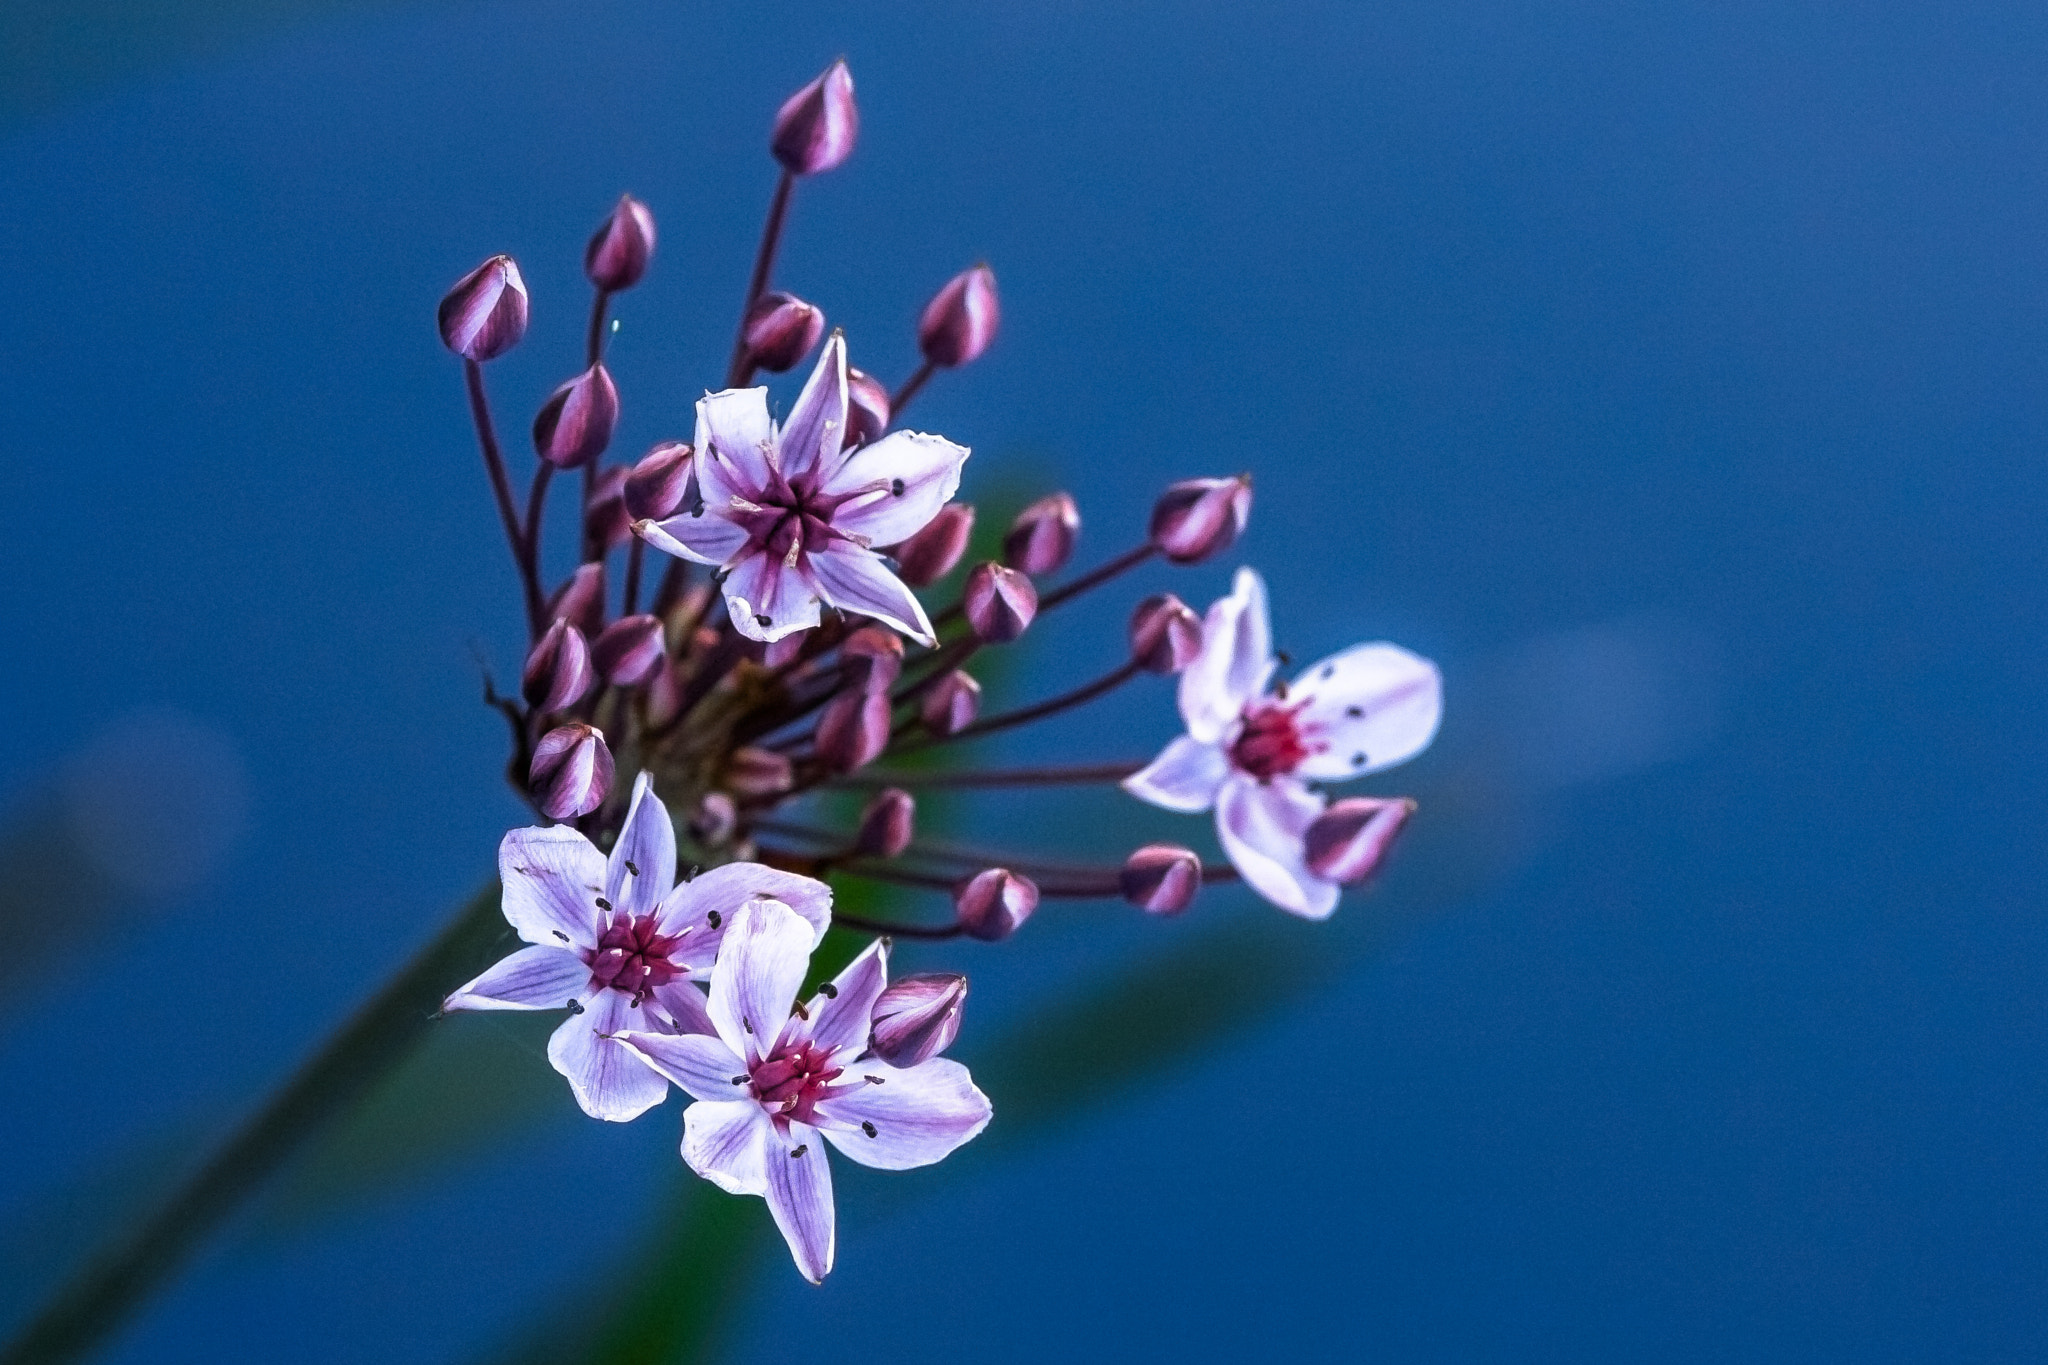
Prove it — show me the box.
[1231,701,1313,780]
[750,1038,845,1125]
[585,913,687,1000]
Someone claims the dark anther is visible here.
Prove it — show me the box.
[890,478,906,496]
[552,930,571,942]
[625,860,640,876]
[566,999,585,1015]
[1274,680,1289,700]
[1345,705,1363,717]
[743,1016,754,1034]
[1322,664,1335,679]
[1275,650,1292,666]
[1352,752,1366,766]
[789,1144,809,1158]
[818,983,838,998]
[595,896,612,911]
[755,613,773,627]
[685,864,701,881]
[707,910,723,929]
[861,1121,878,1138]
[731,1074,750,1085]
[791,1000,811,1020]
[864,1074,885,1084]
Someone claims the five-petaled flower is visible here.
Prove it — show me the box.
[443,774,833,1121]
[635,333,970,645]
[617,899,993,1284]
[1123,567,1442,918]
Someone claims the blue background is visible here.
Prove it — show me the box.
[2,1,2045,1359]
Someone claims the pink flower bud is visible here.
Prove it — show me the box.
[725,746,794,798]
[890,503,974,587]
[591,613,665,685]
[547,563,606,638]
[963,562,1037,643]
[690,791,737,845]
[815,690,893,773]
[521,618,594,714]
[625,441,693,521]
[532,364,619,469]
[1128,593,1205,673]
[868,972,967,1067]
[644,659,685,731]
[584,466,634,554]
[771,58,858,176]
[742,291,826,373]
[1002,492,1080,576]
[529,722,612,820]
[1304,798,1415,884]
[1119,844,1201,916]
[917,264,1000,368]
[852,787,915,859]
[438,254,528,361]
[584,194,657,292]
[955,868,1037,942]
[761,635,806,669]
[920,669,982,736]
[841,626,903,695]
[1149,474,1253,564]
[844,366,891,448]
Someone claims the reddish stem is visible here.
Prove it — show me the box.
[464,359,544,636]
[725,170,795,388]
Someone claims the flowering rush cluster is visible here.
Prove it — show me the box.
[434,60,1443,1283]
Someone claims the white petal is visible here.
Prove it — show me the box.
[1291,642,1444,779]
[654,862,834,970]
[777,332,847,483]
[807,543,936,645]
[639,508,750,567]
[1180,567,1273,742]
[614,1029,748,1101]
[817,1057,992,1171]
[498,825,606,948]
[1214,774,1340,920]
[804,938,890,1058]
[547,990,673,1122]
[708,898,816,1063]
[765,1118,836,1283]
[822,431,970,547]
[723,552,823,643]
[1122,734,1231,813]
[442,945,591,1012]
[682,1099,771,1196]
[693,387,774,503]
[607,772,677,918]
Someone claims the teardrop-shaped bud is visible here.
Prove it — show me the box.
[625,441,693,521]
[1119,844,1202,916]
[644,658,686,731]
[533,364,619,469]
[917,264,1000,368]
[841,626,903,695]
[690,791,738,846]
[920,669,982,736]
[584,466,634,554]
[963,562,1037,643]
[844,366,891,449]
[1149,474,1253,564]
[868,972,967,1067]
[743,291,826,373]
[1304,798,1415,884]
[851,787,915,859]
[584,194,657,292]
[890,503,974,587]
[1002,492,1080,576]
[547,563,607,637]
[529,722,612,820]
[1128,593,1205,674]
[522,618,594,714]
[771,58,859,175]
[725,746,795,798]
[438,254,528,361]
[591,613,665,685]
[955,868,1038,942]
[815,689,893,773]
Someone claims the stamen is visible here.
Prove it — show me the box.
[1352,752,1367,765]
[730,1074,750,1085]
[552,930,570,942]
[755,613,773,627]
[1322,664,1335,680]
[595,896,612,911]
[685,864,701,881]
[566,999,585,1015]
[861,1121,878,1137]
[864,1074,885,1084]
[789,1144,809,1158]
[890,478,905,496]
[625,860,640,876]
[1346,705,1363,717]
[707,910,723,929]
[791,1000,811,1020]
[743,1016,754,1034]
[817,983,838,998]
[728,496,764,513]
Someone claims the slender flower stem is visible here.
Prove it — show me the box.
[623,540,645,617]
[523,463,554,579]
[829,761,1144,790]
[0,884,508,1365]
[725,170,794,388]
[908,659,1143,749]
[465,359,544,636]
[756,819,1135,879]
[889,360,935,418]
[826,908,963,940]
[585,288,611,368]
[1038,542,1157,612]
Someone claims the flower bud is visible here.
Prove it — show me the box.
[963,562,1037,643]
[1128,593,1205,674]
[815,689,893,773]
[1003,492,1079,576]
[521,618,594,714]
[547,563,606,638]
[917,264,1000,368]
[742,291,825,373]
[1149,474,1253,564]
[844,366,890,448]
[592,613,665,685]
[771,58,858,176]
[585,466,634,554]
[644,659,685,731]
[1119,844,1202,916]
[438,254,528,361]
[690,791,737,845]
[890,503,974,587]
[1304,798,1415,884]
[851,787,915,859]
[955,868,1037,942]
[533,364,620,469]
[584,194,657,292]
[841,626,903,695]
[725,746,794,798]
[868,973,967,1067]
[529,722,612,820]
[625,441,693,521]
[761,634,806,669]
[920,669,981,736]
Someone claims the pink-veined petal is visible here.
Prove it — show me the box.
[443,945,591,1012]
[546,989,672,1122]
[805,937,890,1058]
[724,551,823,643]
[1122,734,1230,813]
[1214,774,1340,920]
[606,772,677,918]
[807,543,936,645]
[1179,567,1274,742]
[498,825,607,948]
[1291,642,1444,780]
[654,863,833,973]
[640,508,750,567]
[708,899,816,1064]
[682,1099,771,1196]
[651,978,719,1036]
[614,1029,749,1102]
[777,332,848,483]
[822,431,970,547]
[765,1118,836,1284]
[817,1056,992,1172]
[693,387,774,503]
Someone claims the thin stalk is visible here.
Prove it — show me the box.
[889,360,935,418]
[828,761,1144,790]
[1038,542,1157,613]
[585,288,612,368]
[827,908,963,940]
[623,540,645,617]
[906,660,1142,750]
[465,360,543,635]
[523,463,554,587]
[724,170,794,388]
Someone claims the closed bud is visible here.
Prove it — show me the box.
[521,618,594,714]
[585,466,634,553]
[955,868,1037,942]
[920,669,981,736]
[592,613,665,685]
[1128,593,1205,673]
[644,659,686,731]
[743,291,826,373]
[1120,844,1202,916]
[529,722,612,820]
[963,562,1037,643]
[625,441,693,521]
[584,194,656,292]
[844,366,891,448]
[690,791,738,846]
[1149,473,1253,564]
[841,626,903,695]
[533,364,619,469]
[890,503,974,587]
[762,634,806,669]
[438,254,528,361]
[1002,492,1080,576]
[771,58,858,176]
[917,264,1000,368]
[815,689,893,773]
[725,746,794,798]
[547,563,606,638]
[868,972,967,1067]
[1304,798,1415,884]
[851,787,915,859]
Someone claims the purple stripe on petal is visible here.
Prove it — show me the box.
[682,1099,771,1197]
[805,938,889,1058]
[807,545,935,646]
[640,508,749,566]
[614,1029,746,1101]
[776,333,848,483]
[1179,567,1273,741]
[547,990,672,1122]
[498,825,607,948]
[652,978,719,1037]
[656,862,834,952]
[765,1118,836,1284]
[1214,774,1339,920]
[823,431,970,548]
[606,773,677,918]
[443,945,591,1012]
[724,553,823,643]
[818,1057,992,1172]
[707,899,816,1064]
[693,388,775,499]
[1291,642,1444,780]
[1122,734,1231,814]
